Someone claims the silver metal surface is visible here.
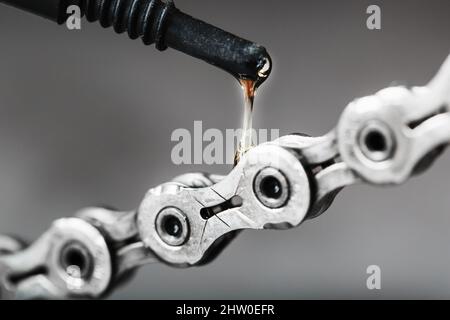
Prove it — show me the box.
[0,218,112,299]
[1,54,449,299]
[337,55,450,184]
[138,143,311,266]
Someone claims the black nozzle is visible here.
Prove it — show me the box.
[0,0,272,84]
[165,7,272,85]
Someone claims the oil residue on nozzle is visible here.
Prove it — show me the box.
[234,57,272,165]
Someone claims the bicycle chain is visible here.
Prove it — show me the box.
[0,55,449,299]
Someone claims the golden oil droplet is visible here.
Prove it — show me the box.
[233,56,271,165]
[234,79,256,165]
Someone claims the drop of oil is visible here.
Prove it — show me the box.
[234,55,272,165]
[234,79,256,165]
[234,57,271,165]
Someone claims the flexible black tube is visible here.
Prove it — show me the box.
[0,0,271,83]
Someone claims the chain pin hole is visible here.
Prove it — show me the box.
[358,121,396,162]
[254,167,290,209]
[156,208,190,246]
[60,242,93,280]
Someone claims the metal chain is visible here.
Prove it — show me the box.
[0,54,449,300]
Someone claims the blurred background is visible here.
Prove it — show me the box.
[0,0,449,299]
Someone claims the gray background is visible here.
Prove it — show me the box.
[0,0,449,299]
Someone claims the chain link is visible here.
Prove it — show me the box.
[1,54,449,299]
